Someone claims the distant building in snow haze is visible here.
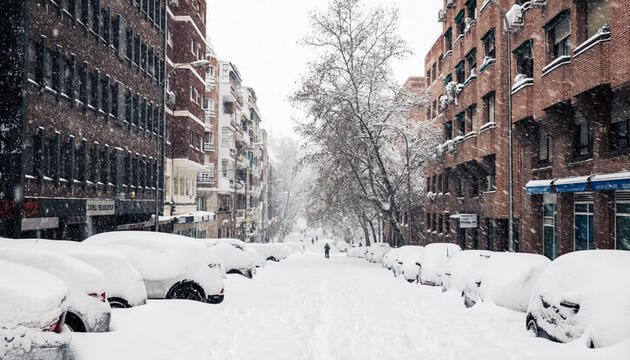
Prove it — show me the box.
[0,0,167,239]
[422,0,630,257]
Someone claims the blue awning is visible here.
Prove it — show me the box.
[554,176,590,193]
[526,179,553,195]
[591,172,630,191]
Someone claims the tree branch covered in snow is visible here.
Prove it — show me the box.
[292,0,442,244]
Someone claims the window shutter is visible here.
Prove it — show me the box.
[134,93,140,127]
[37,36,47,86]
[69,54,77,106]
[154,105,160,134]
[126,27,134,61]
[92,0,101,35]
[116,81,125,125]
[147,102,153,132]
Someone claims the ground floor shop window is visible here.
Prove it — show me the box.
[616,202,630,250]
[458,228,466,249]
[472,228,479,249]
[574,202,594,251]
[485,219,494,250]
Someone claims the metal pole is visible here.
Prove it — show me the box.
[157,7,168,232]
[488,0,514,252]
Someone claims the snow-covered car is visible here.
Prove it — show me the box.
[366,243,391,263]
[84,231,225,304]
[334,241,349,253]
[526,250,630,348]
[250,243,291,262]
[0,260,70,360]
[441,250,492,293]
[202,239,256,278]
[347,246,367,258]
[0,243,111,333]
[392,246,425,282]
[462,252,550,312]
[381,247,401,270]
[8,239,147,308]
[284,241,305,253]
[416,243,462,286]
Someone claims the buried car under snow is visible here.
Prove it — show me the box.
[0,243,111,333]
[416,243,461,286]
[202,239,257,278]
[84,231,225,304]
[441,250,492,293]
[526,250,630,348]
[366,243,391,263]
[393,246,426,282]
[462,252,550,312]
[250,243,292,262]
[7,239,147,308]
[0,260,70,360]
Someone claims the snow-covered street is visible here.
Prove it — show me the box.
[70,245,629,360]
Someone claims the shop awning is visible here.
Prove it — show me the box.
[554,176,590,193]
[591,171,630,191]
[526,179,554,195]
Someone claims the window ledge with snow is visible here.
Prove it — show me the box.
[444,50,453,59]
[464,131,477,140]
[464,72,477,86]
[480,0,491,14]
[511,75,534,94]
[573,24,611,58]
[454,34,465,47]
[453,135,465,144]
[479,57,496,73]
[542,55,571,77]
[479,122,496,133]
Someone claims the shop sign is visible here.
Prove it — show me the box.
[21,217,59,231]
[459,214,478,228]
[86,200,115,216]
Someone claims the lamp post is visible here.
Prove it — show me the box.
[374,124,412,246]
[157,59,211,232]
[485,0,514,252]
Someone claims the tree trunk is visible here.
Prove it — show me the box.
[367,217,378,245]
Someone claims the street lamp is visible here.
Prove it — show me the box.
[156,59,212,232]
[485,0,514,252]
[373,124,412,247]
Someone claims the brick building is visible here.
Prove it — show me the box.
[163,0,212,237]
[0,0,166,239]
[422,0,630,257]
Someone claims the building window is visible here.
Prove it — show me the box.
[543,203,557,259]
[445,214,450,235]
[455,10,465,35]
[91,70,99,109]
[426,177,431,193]
[611,94,630,151]
[456,113,465,137]
[483,91,495,124]
[483,155,496,192]
[444,121,452,140]
[471,176,479,197]
[482,29,496,59]
[466,0,477,19]
[457,177,465,198]
[466,48,477,76]
[574,202,594,251]
[444,169,450,194]
[514,40,534,78]
[539,132,553,165]
[486,219,494,250]
[585,0,610,39]
[616,201,630,251]
[426,213,431,232]
[466,105,476,133]
[455,61,465,84]
[445,28,452,51]
[438,214,443,234]
[545,11,571,60]
[575,113,593,158]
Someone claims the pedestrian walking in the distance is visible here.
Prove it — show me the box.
[324,243,330,259]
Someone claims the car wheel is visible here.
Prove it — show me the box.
[108,297,131,309]
[463,293,476,308]
[526,318,539,337]
[166,281,206,302]
[64,312,86,332]
[267,256,278,262]
[208,294,224,304]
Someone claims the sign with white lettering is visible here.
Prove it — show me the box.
[86,200,115,216]
[459,214,478,228]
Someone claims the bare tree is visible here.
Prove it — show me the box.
[293,0,442,244]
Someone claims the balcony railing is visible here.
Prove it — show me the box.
[204,143,215,152]
[198,172,215,185]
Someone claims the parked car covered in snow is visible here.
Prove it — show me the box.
[202,239,257,278]
[0,260,70,360]
[334,241,349,253]
[8,239,147,308]
[250,243,292,262]
[441,250,492,293]
[0,243,111,332]
[392,246,426,282]
[526,250,630,348]
[462,252,550,312]
[381,247,401,270]
[84,231,225,304]
[347,246,368,258]
[416,243,462,286]
[366,243,391,263]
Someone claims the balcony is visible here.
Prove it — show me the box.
[204,142,215,152]
[198,172,215,185]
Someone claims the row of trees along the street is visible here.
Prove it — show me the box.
[292,0,442,246]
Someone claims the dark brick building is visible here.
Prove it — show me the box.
[422,0,630,257]
[0,0,166,239]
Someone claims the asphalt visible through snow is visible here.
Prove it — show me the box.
[70,244,628,360]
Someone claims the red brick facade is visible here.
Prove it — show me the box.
[422,0,630,257]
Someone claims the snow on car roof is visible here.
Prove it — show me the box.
[0,259,68,325]
[0,240,105,294]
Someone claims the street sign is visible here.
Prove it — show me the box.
[86,200,116,216]
[459,214,478,228]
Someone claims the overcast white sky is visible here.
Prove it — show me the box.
[207,0,443,140]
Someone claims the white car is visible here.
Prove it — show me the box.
[381,247,401,270]
[441,250,492,293]
[250,243,291,262]
[334,241,349,253]
[202,239,257,278]
[0,260,70,360]
[347,246,367,258]
[8,239,148,308]
[463,252,550,312]
[526,250,630,348]
[392,246,426,282]
[366,243,391,263]
[0,243,111,333]
[416,243,462,286]
[84,231,225,304]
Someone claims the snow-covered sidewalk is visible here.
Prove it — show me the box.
[70,249,629,360]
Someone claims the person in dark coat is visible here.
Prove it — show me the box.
[324,243,331,259]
